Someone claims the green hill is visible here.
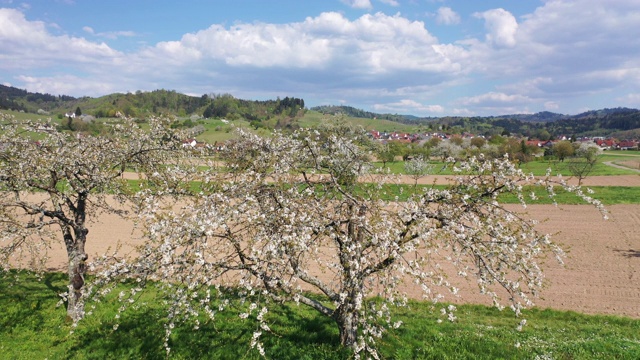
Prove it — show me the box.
[2,84,639,139]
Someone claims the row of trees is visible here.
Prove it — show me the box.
[0,114,607,358]
[373,135,542,166]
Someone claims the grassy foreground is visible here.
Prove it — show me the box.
[1,271,639,359]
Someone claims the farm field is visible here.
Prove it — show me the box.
[34,176,640,319]
[2,112,639,356]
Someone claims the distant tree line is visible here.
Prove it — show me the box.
[4,83,638,138]
[0,84,77,112]
[311,105,407,122]
[312,105,640,138]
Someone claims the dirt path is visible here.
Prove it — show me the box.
[605,161,640,173]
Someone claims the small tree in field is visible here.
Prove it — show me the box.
[404,155,432,186]
[99,125,606,358]
[0,113,183,322]
[552,140,574,162]
[566,142,602,185]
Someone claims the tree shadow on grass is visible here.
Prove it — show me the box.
[67,308,168,360]
[1,273,350,359]
[167,301,349,360]
[68,298,349,360]
[614,249,640,258]
[0,271,67,328]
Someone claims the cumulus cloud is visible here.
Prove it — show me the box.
[544,101,559,110]
[3,1,640,115]
[341,0,372,9]
[374,99,445,114]
[146,11,452,76]
[436,7,460,25]
[16,74,116,96]
[83,25,136,39]
[379,0,399,6]
[474,8,518,47]
[460,92,531,110]
[0,8,121,70]
[617,93,640,105]
[457,92,534,115]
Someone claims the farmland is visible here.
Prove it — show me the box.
[2,110,640,358]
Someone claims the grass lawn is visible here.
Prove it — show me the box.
[367,184,640,204]
[376,157,640,176]
[297,110,419,133]
[1,271,639,359]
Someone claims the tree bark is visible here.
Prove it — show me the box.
[67,246,87,322]
[62,193,89,322]
[335,305,358,348]
[63,225,88,322]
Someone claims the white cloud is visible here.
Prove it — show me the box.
[0,8,121,70]
[16,74,116,96]
[373,99,444,114]
[341,0,372,9]
[436,7,460,25]
[379,0,399,6]
[97,30,136,40]
[83,25,136,39]
[474,8,518,47]
[460,92,531,107]
[616,93,640,105]
[544,101,559,111]
[146,11,452,76]
[4,1,640,116]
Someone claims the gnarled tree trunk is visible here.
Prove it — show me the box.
[62,224,88,322]
[334,298,360,348]
[60,193,89,322]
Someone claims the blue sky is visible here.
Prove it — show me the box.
[1,0,639,116]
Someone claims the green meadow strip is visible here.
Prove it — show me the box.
[1,271,639,359]
[375,158,640,176]
[131,178,639,205]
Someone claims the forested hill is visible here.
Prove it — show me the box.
[2,84,639,138]
[312,104,640,138]
[0,85,305,125]
[0,84,77,113]
[310,105,411,122]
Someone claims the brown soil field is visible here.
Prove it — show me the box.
[618,160,640,171]
[36,198,640,319]
[122,171,640,186]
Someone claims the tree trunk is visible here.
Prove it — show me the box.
[67,247,87,322]
[334,303,359,348]
[65,193,89,322]
[333,203,366,348]
[63,224,88,322]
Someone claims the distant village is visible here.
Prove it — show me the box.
[366,130,639,151]
[56,107,640,153]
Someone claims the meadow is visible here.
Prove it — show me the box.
[2,271,639,359]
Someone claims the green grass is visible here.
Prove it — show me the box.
[1,271,639,359]
[125,176,640,205]
[376,157,640,176]
[519,158,639,176]
[298,110,419,133]
[370,184,639,204]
